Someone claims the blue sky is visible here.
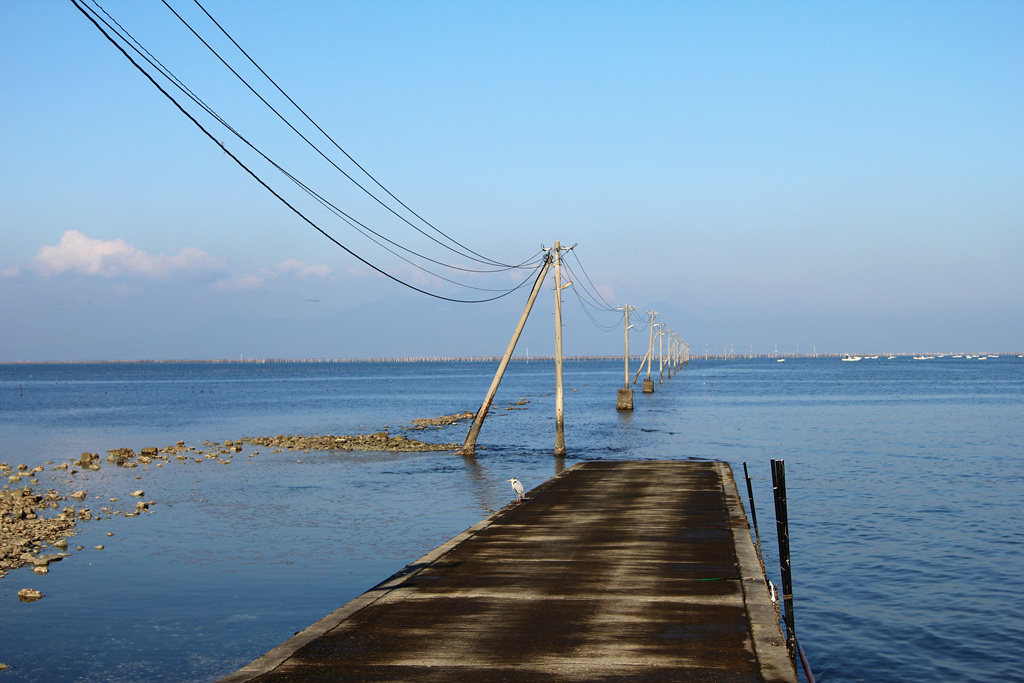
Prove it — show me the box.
[2,0,1022,360]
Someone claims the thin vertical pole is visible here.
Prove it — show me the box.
[461,255,552,455]
[621,306,631,387]
[771,459,796,657]
[658,324,664,384]
[646,312,655,381]
[743,461,760,545]
[616,305,634,410]
[666,329,672,379]
[553,241,566,456]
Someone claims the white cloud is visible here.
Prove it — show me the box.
[31,230,219,278]
[1,267,20,278]
[275,258,333,279]
[215,259,334,290]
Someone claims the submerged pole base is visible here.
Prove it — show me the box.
[642,379,655,393]
[616,388,634,410]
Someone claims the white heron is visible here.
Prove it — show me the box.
[507,477,524,501]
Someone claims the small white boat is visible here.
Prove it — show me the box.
[777,358,785,362]
[841,355,862,362]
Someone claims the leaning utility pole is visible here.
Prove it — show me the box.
[461,253,553,456]
[616,305,634,410]
[552,241,566,456]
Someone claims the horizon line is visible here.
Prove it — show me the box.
[1,351,1020,365]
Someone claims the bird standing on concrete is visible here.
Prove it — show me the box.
[508,477,525,502]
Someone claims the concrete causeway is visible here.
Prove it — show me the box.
[219,460,796,682]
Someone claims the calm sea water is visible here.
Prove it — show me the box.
[1,356,1021,682]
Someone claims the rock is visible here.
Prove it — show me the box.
[17,588,43,602]
[106,448,135,466]
[94,545,104,550]
[71,490,87,500]
[32,565,48,575]
[130,490,144,497]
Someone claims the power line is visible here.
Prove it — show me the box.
[88,0,542,283]
[185,0,515,270]
[71,0,543,304]
[569,249,617,311]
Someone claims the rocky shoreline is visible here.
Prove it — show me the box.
[1,411,478,587]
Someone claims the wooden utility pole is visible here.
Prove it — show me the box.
[553,241,566,456]
[461,254,553,456]
[616,305,634,410]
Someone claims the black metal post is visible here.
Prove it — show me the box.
[742,461,760,544]
[771,459,796,656]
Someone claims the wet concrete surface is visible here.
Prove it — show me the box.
[220,460,796,682]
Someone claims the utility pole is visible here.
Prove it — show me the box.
[552,241,566,456]
[461,254,553,456]
[643,310,657,393]
[666,329,673,379]
[658,323,664,384]
[617,305,634,410]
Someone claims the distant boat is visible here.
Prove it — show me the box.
[841,355,862,362]
[777,358,785,363]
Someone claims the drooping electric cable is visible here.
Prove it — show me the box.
[569,250,618,311]
[71,0,544,303]
[182,0,517,270]
[84,0,544,284]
